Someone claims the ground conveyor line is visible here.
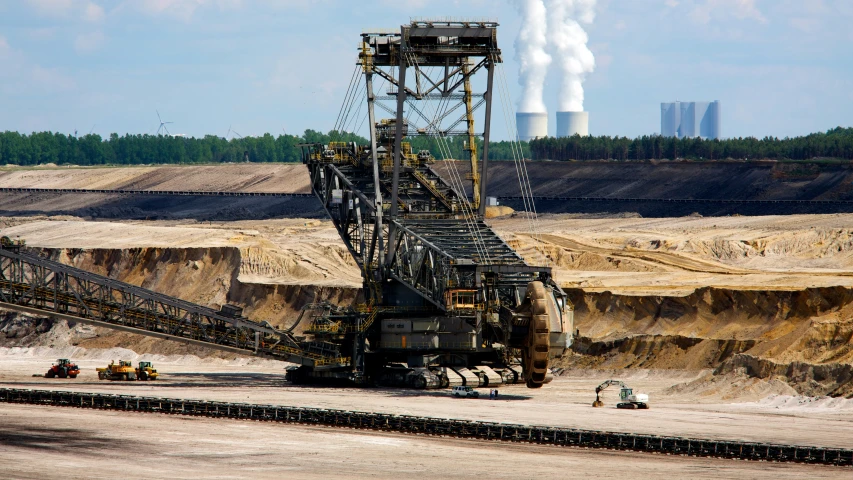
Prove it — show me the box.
[4,187,853,205]
[1,388,850,467]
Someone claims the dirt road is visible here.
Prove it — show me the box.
[4,403,848,480]
[2,354,852,450]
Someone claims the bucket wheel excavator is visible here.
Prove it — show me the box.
[290,19,574,389]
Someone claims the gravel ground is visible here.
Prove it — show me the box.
[2,402,849,480]
[2,355,852,451]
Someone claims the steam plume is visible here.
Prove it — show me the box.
[513,0,551,113]
[546,0,596,112]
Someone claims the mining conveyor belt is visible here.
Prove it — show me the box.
[0,187,313,197]
[4,187,853,205]
[504,195,853,205]
[0,246,346,368]
[1,388,850,466]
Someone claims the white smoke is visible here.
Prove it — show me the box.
[513,0,551,113]
[545,0,596,112]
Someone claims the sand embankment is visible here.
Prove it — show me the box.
[2,214,853,396]
[0,164,311,193]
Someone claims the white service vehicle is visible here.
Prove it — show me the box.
[451,386,480,398]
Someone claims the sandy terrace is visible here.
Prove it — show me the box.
[0,164,311,193]
[7,213,853,294]
[490,213,853,294]
[0,218,361,287]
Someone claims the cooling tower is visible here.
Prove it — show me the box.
[556,111,589,137]
[516,112,548,141]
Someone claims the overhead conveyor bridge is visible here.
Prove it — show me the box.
[0,244,347,368]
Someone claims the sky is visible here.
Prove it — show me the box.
[0,0,851,141]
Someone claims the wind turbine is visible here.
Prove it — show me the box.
[156,110,173,135]
[225,125,242,140]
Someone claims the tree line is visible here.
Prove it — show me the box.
[529,127,853,161]
[2,127,852,166]
[0,129,530,166]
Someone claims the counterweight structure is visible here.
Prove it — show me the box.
[296,20,573,388]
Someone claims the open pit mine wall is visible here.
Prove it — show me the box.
[40,246,359,331]
[4,246,852,396]
[565,287,853,397]
[5,161,853,220]
[432,161,853,216]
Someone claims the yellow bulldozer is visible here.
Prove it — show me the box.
[97,360,137,381]
[97,360,160,381]
[136,361,159,381]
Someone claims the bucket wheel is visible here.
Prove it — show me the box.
[521,281,551,388]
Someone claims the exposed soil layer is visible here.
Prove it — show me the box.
[434,160,853,216]
[4,161,853,218]
[2,213,853,396]
[0,164,311,192]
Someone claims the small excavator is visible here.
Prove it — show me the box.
[592,380,649,409]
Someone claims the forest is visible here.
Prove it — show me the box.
[528,127,853,161]
[0,129,527,166]
[0,127,851,166]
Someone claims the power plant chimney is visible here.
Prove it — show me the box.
[556,111,589,137]
[516,112,548,141]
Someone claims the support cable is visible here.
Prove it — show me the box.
[409,54,490,264]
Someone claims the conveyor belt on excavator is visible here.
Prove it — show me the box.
[0,246,347,368]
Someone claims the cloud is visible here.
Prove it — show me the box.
[27,0,74,15]
[688,0,768,24]
[74,30,105,53]
[131,0,243,21]
[30,65,76,91]
[26,0,105,22]
[83,2,105,22]
[0,38,76,95]
[26,27,58,41]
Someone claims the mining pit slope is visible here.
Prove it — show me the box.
[433,160,853,201]
[0,164,311,193]
[2,213,853,398]
[3,161,853,218]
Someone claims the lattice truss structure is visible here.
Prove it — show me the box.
[302,19,553,313]
[0,245,347,368]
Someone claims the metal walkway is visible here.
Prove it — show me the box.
[1,388,850,466]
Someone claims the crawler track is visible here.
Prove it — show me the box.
[1,388,850,466]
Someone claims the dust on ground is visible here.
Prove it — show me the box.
[2,350,853,452]
[3,402,847,480]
